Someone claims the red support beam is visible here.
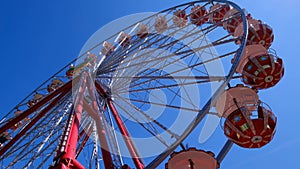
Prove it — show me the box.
[78,128,87,140]
[75,125,93,159]
[59,74,87,169]
[54,105,74,160]
[94,81,108,98]
[82,100,114,169]
[86,75,99,111]
[95,81,144,169]
[95,117,115,169]
[85,77,114,169]
[83,99,99,119]
[0,79,74,134]
[0,84,71,157]
[107,99,144,169]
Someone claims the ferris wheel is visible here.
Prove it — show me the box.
[0,0,284,169]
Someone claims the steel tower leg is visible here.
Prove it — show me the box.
[95,82,144,169]
[84,101,113,169]
[107,99,144,169]
[85,77,114,169]
[53,74,87,169]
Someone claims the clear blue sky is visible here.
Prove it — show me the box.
[0,0,299,168]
